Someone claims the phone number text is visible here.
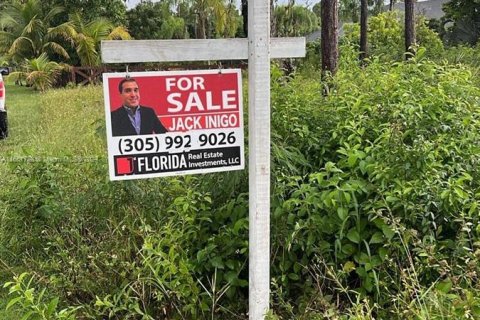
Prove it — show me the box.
[117,132,237,155]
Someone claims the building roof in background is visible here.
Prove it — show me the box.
[389,0,449,20]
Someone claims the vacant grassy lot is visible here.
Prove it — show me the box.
[0,83,106,319]
[1,55,480,319]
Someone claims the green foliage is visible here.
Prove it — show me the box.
[268,49,480,318]
[42,0,127,26]
[443,42,480,64]
[336,0,386,23]
[7,53,65,91]
[301,40,322,72]
[193,0,240,39]
[3,273,80,319]
[416,17,445,56]
[126,1,189,40]
[440,43,480,81]
[343,11,444,61]
[2,44,480,320]
[340,0,360,23]
[312,2,321,21]
[0,0,132,87]
[52,12,131,67]
[158,16,187,40]
[442,0,480,45]
[274,5,319,37]
[126,0,241,40]
[0,84,249,319]
[0,0,70,63]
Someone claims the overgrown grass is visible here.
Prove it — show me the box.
[1,45,480,319]
[0,80,43,150]
[0,84,107,319]
[0,83,249,319]
[0,81,42,182]
[0,81,43,319]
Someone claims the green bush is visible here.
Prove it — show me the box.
[268,51,480,318]
[343,11,444,61]
[440,43,480,82]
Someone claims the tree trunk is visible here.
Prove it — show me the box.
[241,0,248,36]
[359,0,368,61]
[404,0,416,59]
[321,0,339,77]
[389,0,395,11]
[196,13,207,39]
[270,0,276,36]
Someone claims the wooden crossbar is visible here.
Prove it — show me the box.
[101,38,305,63]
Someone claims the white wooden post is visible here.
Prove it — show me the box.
[248,0,270,318]
[102,15,305,320]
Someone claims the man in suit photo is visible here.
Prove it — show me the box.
[111,77,167,137]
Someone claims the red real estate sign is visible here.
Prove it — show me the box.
[104,69,244,181]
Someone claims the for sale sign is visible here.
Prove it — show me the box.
[103,69,244,181]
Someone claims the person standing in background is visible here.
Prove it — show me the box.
[0,73,8,139]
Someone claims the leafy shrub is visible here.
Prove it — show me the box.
[343,11,444,61]
[440,43,480,82]
[3,273,80,319]
[7,54,66,92]
[2,51,480,319]
[268,51,480,317]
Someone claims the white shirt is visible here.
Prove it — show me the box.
[0,74,5,111]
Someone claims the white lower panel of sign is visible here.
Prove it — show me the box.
[108,127,244,180]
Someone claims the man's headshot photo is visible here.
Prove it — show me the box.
[110,77,167,137]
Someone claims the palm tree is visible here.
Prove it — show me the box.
[8,53,65,91]
[53,12,131,67]
[0,0,70,63]
[191,0,229,38]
